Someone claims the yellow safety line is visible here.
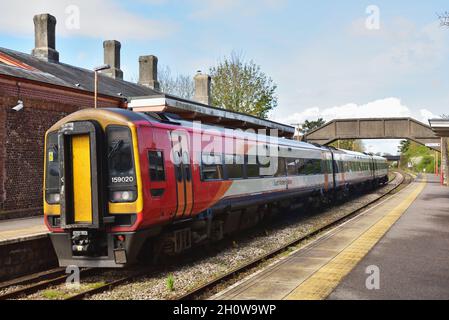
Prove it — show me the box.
[285,177,427,300]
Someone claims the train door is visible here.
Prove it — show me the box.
[170,131,194,219]
[329,151,337,190]
[58,121,105,229]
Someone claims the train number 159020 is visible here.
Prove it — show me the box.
[111,176,134,184]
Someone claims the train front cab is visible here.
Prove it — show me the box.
[44,109,153,268]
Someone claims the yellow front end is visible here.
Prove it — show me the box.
[43,108,148,268]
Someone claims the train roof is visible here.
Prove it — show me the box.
[337,149,371,157]
[333,149,387,161]
[48,108,387,161]
[129,95,295,138]
[372,155,388,161]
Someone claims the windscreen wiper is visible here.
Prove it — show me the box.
[108,140,124,158]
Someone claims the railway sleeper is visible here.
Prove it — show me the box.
[146,180,389,261]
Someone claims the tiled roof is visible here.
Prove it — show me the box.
[0,47,160,99]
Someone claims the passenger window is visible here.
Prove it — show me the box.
[258,156,273,177]
[286,158,297,176]
[275,157,287,177]
[202,153,224,181]
[300,159,321,175]
[321,159,328,174]
[327,159,333,174]
[296,159,305,175]
[225,154,244,179]
[246,155,260,178]
[148,151,165,182]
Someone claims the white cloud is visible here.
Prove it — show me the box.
[269,17,449,121]
[0,0,176,40]
[271,97,437,125]
[272,97,440,156]
[419,108,439,120]
[371,20,448,72]
[364,139,403,156]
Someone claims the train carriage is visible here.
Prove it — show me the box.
[44,108,388,268]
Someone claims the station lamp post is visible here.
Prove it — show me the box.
[93,64,110,108]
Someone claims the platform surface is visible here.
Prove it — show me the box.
[0,216,47,244]
[329,174,449,300]
[211,174,446,300]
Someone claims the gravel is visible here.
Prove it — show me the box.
[1,174,401,300]
[87,174,402,300]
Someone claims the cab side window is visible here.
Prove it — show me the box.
[148,151,166,181]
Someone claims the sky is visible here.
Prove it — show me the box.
[1,0,449,155]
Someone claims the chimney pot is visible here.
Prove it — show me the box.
[194,73,211,105]
[138,55,160,90]
[31,13,59,63]
[102,40,123,80]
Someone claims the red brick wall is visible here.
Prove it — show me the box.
[0,102,6,210]
[0,78,122,215]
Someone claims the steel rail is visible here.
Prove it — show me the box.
[68,172,408,301]
[175,172,409,300]
[0,268,96,300]
[1,172,407,300]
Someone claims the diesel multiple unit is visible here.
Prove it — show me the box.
[44,108,388,267]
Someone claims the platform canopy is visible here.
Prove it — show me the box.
[429,119,449,137]
[128,94,295,138]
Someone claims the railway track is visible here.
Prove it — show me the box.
[176,171,409,300]
[0,172,409,300]
[0,268,97,300]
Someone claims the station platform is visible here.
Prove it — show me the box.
[0,216,55,282]
[0,216,47,245]
[211,174,449,300]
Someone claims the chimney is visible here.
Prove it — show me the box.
[194,72,211,105]
[102,40,123,80]
[138,55,160,90]
[31,13,59,63]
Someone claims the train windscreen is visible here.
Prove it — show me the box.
[107,126,137,203]
[45,132,60,204]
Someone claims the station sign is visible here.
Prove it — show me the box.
[425,143,441,148]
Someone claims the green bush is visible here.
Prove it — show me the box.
[400,141,440,173]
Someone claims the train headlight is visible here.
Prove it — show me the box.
[111,191,135,203]
[47,193,60,204]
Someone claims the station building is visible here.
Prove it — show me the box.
[0,14,294,219]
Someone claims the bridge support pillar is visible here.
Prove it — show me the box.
[442,138,449,186]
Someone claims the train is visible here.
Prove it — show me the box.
[43,108,389,268]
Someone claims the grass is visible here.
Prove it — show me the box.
[166,274,175,292]
[88,281,107,289]
[41,282,107,300]
[42,289,70,300]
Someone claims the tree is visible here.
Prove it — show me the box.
[329,139,365,152]
[209,52,278,119]
[399,141,439,173]
[300,118,326,135]
[158,65,194,100]
[438,12,449,27]
[398,140,410,154]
